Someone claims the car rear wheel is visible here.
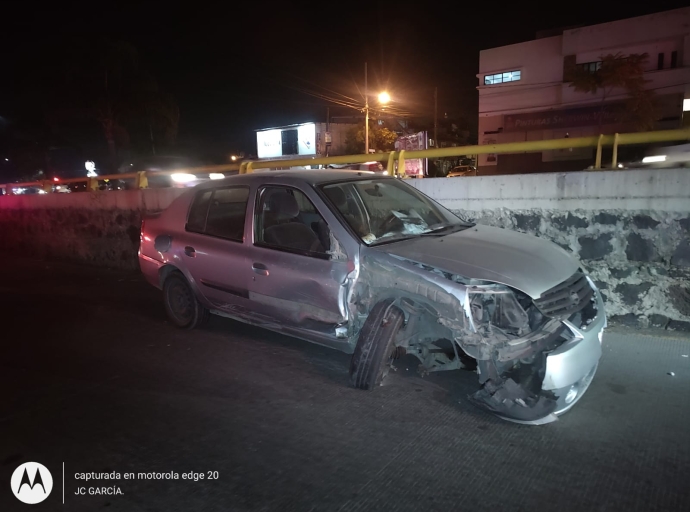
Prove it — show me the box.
[350,299,405,390]
[163,272,209,329]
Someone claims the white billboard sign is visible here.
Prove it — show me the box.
[297,123,316,156]
[256,123,317,159]
[256,129,283,159]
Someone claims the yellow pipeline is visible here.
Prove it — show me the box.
[3,129,689,190]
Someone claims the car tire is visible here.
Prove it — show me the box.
[163,272,209,329]
[349,299,405,390]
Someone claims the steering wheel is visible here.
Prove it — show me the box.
[375,212,403,237]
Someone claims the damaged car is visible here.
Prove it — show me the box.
[139,170,606,424]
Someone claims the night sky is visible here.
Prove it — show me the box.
[1,0,687,168]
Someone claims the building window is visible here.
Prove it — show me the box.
[484,70,521,85]
[671,51,678,69]
[576,61,602,73]
[657,53,665,70]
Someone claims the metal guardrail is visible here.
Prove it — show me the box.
[240,128,690,174]
[2,128,689,194]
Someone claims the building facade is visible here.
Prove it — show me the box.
[477,7,690,174]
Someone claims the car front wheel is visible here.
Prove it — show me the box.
[163,272,209,329]
[350,299,405,390]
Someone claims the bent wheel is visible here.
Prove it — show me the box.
[350,299,405,390]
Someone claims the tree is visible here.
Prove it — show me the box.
[345,123,398,154]
[569,53,655,131]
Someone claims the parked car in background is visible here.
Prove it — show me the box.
[447,165,477,177]
[326,162,387,174]
[140,170,605,425]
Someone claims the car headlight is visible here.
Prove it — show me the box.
[466,284,532,335]
[171,173,197,183]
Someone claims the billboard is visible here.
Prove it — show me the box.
[256,129,282,159]
[256,123,316,159]
[395,131,428,176]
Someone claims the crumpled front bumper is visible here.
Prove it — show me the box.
[476,287,606,425]
[541,287,606,417]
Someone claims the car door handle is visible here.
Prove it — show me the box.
[252,263,269,276]
[184,246,196,257]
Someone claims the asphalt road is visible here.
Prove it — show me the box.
[1,259,689,512]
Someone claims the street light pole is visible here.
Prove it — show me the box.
[434,86,438,150]
[364,62,369,154]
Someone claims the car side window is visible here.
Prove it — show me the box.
[186,190,212,233]
[204,187,250,241]
[255,186,332,258]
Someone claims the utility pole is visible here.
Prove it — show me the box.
[364,62,369,155]
[434,86,438,151]
[326,106,330,157]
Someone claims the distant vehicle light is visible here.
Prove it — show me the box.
[171,173,197,183]
[382,170,389,175]
[38,189,47,194]
[53,177,59,182]
[642,155,667,163]
[209,173,225,180]
[617,163,624,168]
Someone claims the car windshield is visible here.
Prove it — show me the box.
[320,178,473,246]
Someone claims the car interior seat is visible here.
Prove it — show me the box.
[263,192,325,253]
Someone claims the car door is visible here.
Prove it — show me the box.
[246,184,351,337]
[181,185,253,314]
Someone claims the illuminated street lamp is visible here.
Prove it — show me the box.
[364,63,392,154]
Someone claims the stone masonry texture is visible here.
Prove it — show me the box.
[453,208,690,330]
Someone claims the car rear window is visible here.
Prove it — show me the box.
[186,186,249,241]
[187,190,212,232]
[205,187,250,241]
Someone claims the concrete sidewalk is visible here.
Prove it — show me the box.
[0,259,688,511]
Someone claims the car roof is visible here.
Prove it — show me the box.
[194,169,394,190]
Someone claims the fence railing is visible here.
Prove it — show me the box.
[2,128,689,194]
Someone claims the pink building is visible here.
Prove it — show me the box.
[477,7,690,174]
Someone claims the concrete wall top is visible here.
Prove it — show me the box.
[408,168,690,212]
[0,187,187,211]
[3,168,689,213]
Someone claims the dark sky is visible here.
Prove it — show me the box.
[1,0,688,159]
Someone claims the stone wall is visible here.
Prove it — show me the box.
[449,207,690,330]
[409,169,690,330]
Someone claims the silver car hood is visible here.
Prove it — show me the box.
[375,224,579,298]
